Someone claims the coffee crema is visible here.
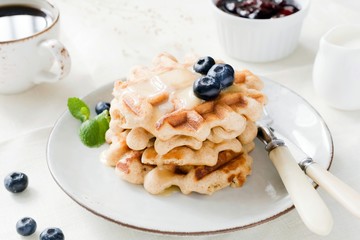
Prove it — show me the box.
[0,5,53,42]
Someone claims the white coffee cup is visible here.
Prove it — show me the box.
[0,0,71,94]
[313,24,360,111]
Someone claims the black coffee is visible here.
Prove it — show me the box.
[0,5,53,42]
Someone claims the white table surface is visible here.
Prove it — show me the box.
[1,0,360,239]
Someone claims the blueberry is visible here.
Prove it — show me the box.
[40,228,64,240]
[4,172,28,193]
[16,217,37,236]
[207,64,235,89]
[193,56,215,75]
[193,76,221,101]
[95,101,110,115]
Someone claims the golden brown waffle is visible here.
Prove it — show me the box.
[142,138,242,166]
[115,148,253,195]
[104,118,258,167]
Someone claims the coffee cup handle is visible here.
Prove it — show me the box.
[34,39,71,84]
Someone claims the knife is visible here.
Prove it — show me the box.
[271,128,360,219]
[257,123,333,235]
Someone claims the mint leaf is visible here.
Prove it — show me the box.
[79,110,110,147]
[67,97,90,122]
[95,110,110,136]
[79,119,101,147]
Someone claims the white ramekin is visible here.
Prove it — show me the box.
[210,0,310,62]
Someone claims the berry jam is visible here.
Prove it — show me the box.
[216,0,299,19]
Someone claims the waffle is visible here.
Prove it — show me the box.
[152,119,258,155]
[102,52,266,195]
[108,54,265,153]
[115,148,253,195]
[142,138,242,166]
[104,119,257,168]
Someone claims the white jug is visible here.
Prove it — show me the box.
[313,24,360,110]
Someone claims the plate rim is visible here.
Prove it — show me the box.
[46,78,334,236]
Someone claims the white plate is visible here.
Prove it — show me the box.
[47,78,333,235]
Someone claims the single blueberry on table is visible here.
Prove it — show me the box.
[40,228,64,240]
[207,63,235,89]
[4,172,28,193]
[193,76,221,101]
[95,101,110,115]
[193,56,215,75]
[16,217,37,236]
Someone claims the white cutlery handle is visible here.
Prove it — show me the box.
[306,162,360,218]
[269,146,333,235]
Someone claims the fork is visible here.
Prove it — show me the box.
[256,108,333,236]
[261,108,360,218]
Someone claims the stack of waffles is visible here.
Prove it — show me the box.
[102,53,266,195]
